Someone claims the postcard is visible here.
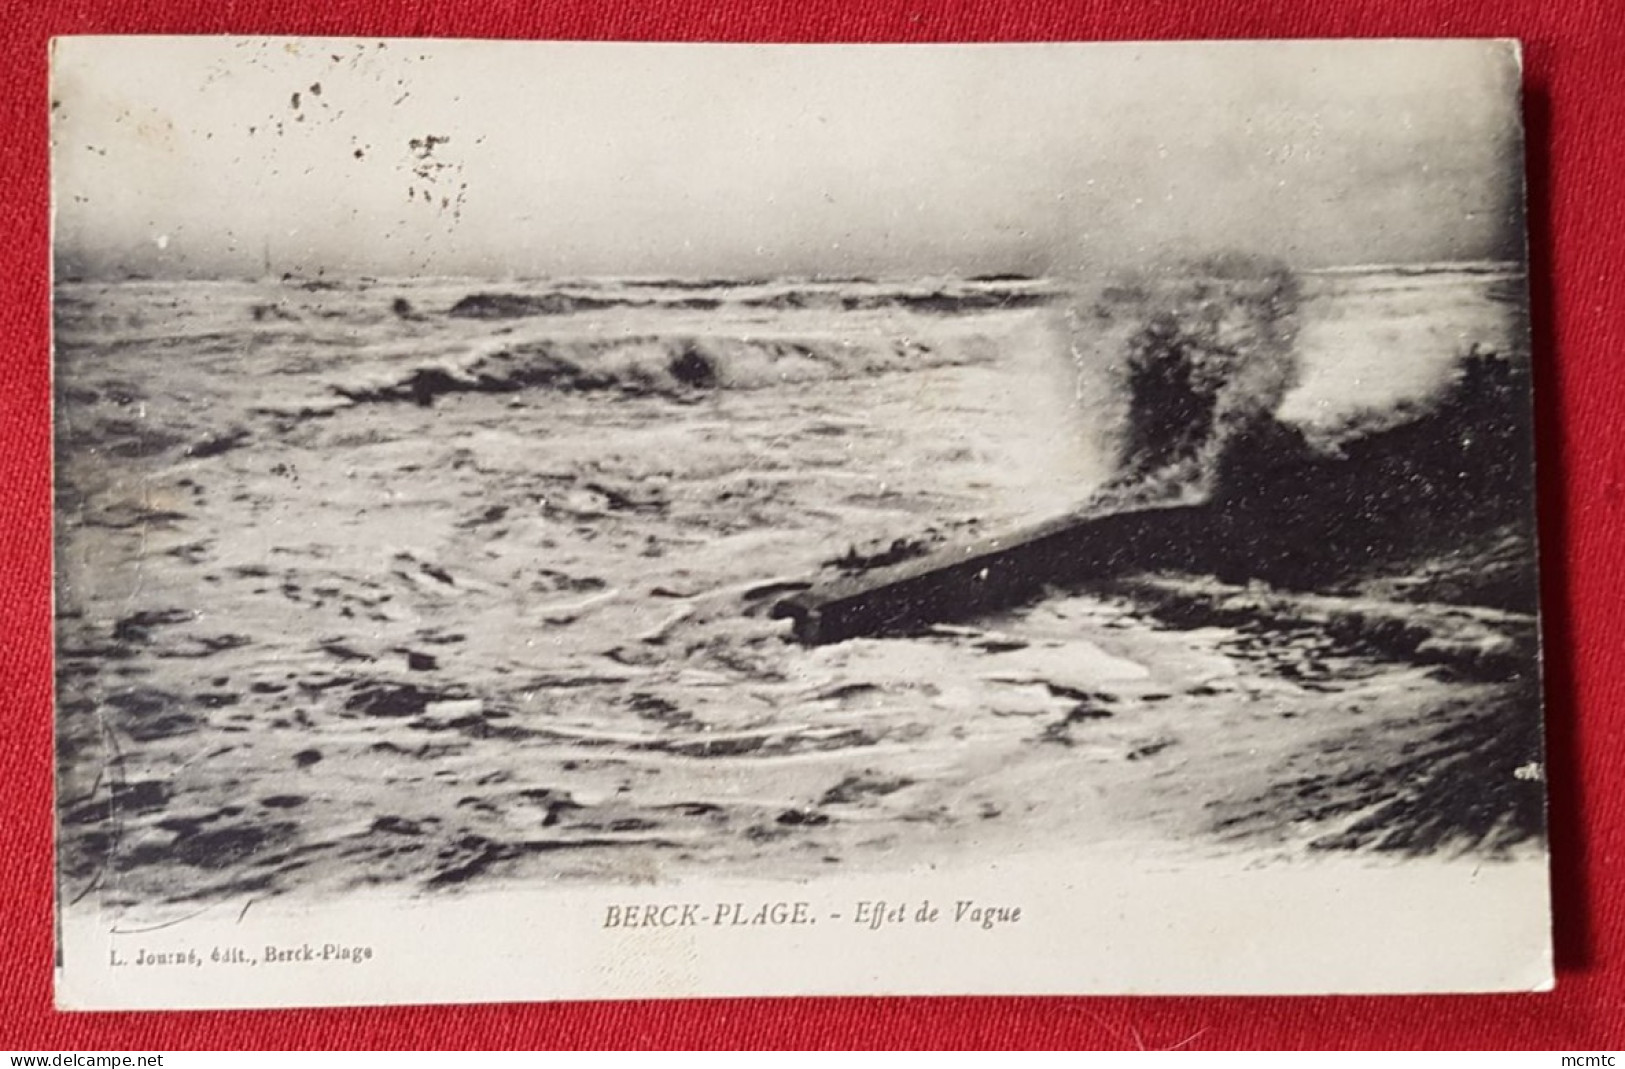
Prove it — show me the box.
[50,36,1550,1008]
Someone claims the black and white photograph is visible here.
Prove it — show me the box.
[50,37,1550,1007]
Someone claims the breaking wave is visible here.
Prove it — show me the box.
[1073,254,1304,507]
[334,332,991,406]
[444,279,1055,320]
[1066,254,1535,607]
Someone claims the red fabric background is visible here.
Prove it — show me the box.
[3,0,1620,1051]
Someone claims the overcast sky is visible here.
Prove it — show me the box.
[50,37,1525,279]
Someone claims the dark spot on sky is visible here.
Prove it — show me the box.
[290,91,301,110]
[309,82,322,96]
[354,148,365,159]
[408,134,451,158]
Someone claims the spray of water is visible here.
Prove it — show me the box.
[1071,253,1303,509]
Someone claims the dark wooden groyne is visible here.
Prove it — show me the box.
[769,342,1541,647]
[771,501,1209,645]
